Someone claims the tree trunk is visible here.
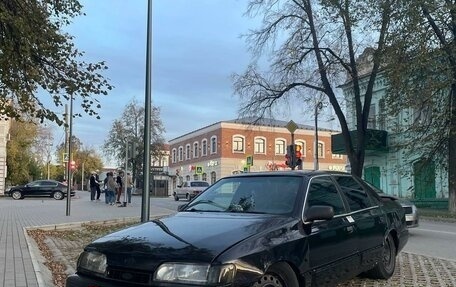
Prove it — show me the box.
[449,83,456,214]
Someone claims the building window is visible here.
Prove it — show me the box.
[254,137,266,154]
[186,144,191,160]
[368,104,376,129]
[193,174,199,180]
[378,98,386,130]
[193,142,199,158]
[186,175,191,182]
[202,173,207,181]
[201,139,208,156]
[318,142,324,158]
[275,139,286,155]
[233,135,245,153]
[172,148,177,163]
[211,171,216,184]
[178,146,183,161]
[211,136,217,154]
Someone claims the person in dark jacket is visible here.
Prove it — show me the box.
[89,171,98,201]
[115,171,123,204]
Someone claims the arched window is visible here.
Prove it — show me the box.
[193,142,199,158]
[201,139,208,156]
[232,135,245,153]
[185,144,191,160]
[211,136,217,154]
[186,175,191,182]
[178,146,184,161]
[318,141,325,158]
[275,138,286,155]
[172,148,177,163]
[254,137,266,154]
[202,173,207,181]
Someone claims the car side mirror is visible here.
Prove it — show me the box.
[303,205,334,224]
[177,204,188,211]
[177,185,182,188]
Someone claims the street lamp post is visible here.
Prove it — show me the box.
[314,101,323,170]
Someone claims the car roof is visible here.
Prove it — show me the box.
[223,169,351,179]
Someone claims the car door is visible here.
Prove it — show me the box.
[24,181,43,196]
[304,176,360,285]
[333,175,387,268]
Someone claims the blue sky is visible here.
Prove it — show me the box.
[48,0,337,159]
[50,0,252,151]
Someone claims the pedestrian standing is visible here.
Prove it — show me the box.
[106,172,117,205]
[89,171,97,202]
[126,172,133,206]
[116,171,124,204]
[95,170,101,201]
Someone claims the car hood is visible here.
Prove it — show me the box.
[85,212,293,268]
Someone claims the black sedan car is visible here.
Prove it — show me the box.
[6,180,75,200]
[66,171,408,287]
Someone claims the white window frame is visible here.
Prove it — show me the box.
[193,141,199,158]
[201,139,208,156]
[211,136,217,154]
[186,144,191,160]
[232,135,245,153]
[254,137,266,154]
[275,138,286,155]
[178,146,184,162]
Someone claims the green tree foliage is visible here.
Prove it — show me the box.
[55,135,103,187]
[6,119,41,185]
[233,0,395,177]
[103,99,166,185]
[384,0,456,213]
[0,0,113,125]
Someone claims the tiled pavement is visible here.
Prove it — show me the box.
[2,191,456,287]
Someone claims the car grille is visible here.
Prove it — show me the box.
[107,267,153,285]
[403,206,413,214]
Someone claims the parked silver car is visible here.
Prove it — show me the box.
[173,180,209,201]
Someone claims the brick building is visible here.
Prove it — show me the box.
[168,118,346,189]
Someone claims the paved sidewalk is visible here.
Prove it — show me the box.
[0,191,174,287]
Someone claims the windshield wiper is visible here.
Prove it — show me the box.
[184,200,226,211]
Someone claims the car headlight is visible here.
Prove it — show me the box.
[77,251,107,275]
[154,263,235,285]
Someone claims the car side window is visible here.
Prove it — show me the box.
[334,175,372,211]
[306,176,346,215]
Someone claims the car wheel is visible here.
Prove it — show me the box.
[174,194,179,201]
[53,191,64,200]
[366,233,396,279]
[186,193,190,201]
[11,190,23,200]
[253,262,299,287]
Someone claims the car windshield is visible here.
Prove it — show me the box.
[182,175,302,215]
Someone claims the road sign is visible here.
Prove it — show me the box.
[62,153,69,163]
[196,166,203,175]
[286,120,298,134]
[246,155,253,166]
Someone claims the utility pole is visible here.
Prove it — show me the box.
[314,101,323,170]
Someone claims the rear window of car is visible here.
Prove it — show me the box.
[191,181,209,187]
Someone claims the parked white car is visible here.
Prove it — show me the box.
[173,180,210,201]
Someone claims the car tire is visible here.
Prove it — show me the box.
[186,194,190,201]
[11,190,23,200]
[253,262,299,287]
[53,191,64,200]
[365,233,396,279]
[174,194,179,201]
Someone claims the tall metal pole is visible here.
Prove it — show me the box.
[141,0,152,222]
[66,96,74,216]
[123,139,128,206]
[314,101,322,170]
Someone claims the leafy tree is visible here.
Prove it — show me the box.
[55,135,103,187]
[103,99,166,186]
[6,119,41,185]
[384,0,456,213]
[0,0,113,125]
[233,0,394,177]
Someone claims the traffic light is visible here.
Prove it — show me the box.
[69,160,76,171]
[295,144,303,169]
[285,144,296,169]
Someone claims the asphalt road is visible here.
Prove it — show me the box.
[403,219,456,261]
